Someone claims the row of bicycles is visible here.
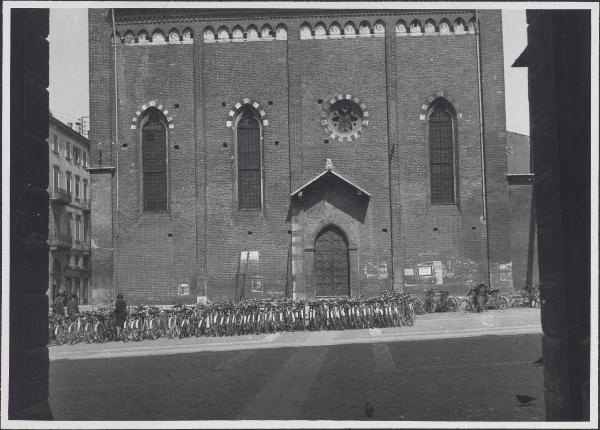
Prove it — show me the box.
[49,292,418,346]
[416,286,541,314]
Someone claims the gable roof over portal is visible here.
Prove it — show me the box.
[290,170,371,198]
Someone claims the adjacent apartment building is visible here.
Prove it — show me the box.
[48,115,92,304]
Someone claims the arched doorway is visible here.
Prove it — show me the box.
[314,226,350,296]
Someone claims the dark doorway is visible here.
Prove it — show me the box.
[314,226,350,297]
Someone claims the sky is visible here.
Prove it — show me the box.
[48,8,529,135]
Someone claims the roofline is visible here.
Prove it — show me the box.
[290,170,371,198]
[50,114,90,148]
[114,8,478,24]
[506,130,530,139]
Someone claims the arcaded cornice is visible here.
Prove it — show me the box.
[113,8,476,25]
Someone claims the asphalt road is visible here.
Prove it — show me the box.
[49,333,544,421]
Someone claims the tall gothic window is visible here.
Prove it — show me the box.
[429,101,456,204]
[237,112,262,209]
[142,109,167,211]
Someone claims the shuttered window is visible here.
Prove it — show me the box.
[429,108,455,204]
[237,114,261,209]
[142,110,167,211]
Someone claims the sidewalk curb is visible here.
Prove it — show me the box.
[49,324,542,361]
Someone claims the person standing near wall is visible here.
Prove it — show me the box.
[66,294,79,317]
[475,283,487,312]
[52,292,65,316]
[115,293,127,339]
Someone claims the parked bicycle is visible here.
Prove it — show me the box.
[424,289,459,313]
[486,288,510,310]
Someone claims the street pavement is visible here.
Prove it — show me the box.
[48,308,545,422]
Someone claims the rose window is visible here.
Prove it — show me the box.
[321,96,369,142]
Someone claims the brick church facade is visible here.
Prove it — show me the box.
[88,9,513,305]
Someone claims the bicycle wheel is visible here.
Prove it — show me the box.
[407,304,415,326]
[133,319,143,341]
[498,296,510,310]
[446,297,459,312]
[96,323,106,343]
[84,322,95,343]
[425,300,437,313]
[67,324,77,345]
[55,325,66,345]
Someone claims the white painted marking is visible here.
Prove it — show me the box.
[371,342,395,371]
[238,347,327,419]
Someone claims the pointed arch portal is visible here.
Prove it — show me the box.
[314,226,350,297]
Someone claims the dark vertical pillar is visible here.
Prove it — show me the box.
[9,8,52,419]
[526,10,591,421]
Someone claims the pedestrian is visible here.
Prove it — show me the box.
[52,292,65,316]
[115,293,127,339]
[66,294,79,317]
[475,283,487,313]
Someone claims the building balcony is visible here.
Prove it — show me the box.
[49,187,72,205]
[48,233,73,249]
[81,200,91,212]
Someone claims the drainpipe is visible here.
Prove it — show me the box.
[111,9,120,229]
[111,9,121,297]
[475,10,493,288]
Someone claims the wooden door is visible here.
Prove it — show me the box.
[315,226,350,297]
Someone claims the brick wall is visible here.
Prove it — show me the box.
[507,179,538,290]
[89,10,513,303]
[292,35,393,295]
[202,39,291,299]
[392,33,489,295]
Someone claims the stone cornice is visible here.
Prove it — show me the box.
[114,9,476,25]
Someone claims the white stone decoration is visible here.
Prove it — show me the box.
[424,22,436,35]
[300,24,312,39]
[138,31,149,43]
[329,23,342,38]
[325,159,334,171]
[454,21,466,34]
[439,21,451,35]
[261,26,273,39]
[358,23,371,37]
[232,27,244,41]
[124,32,135,44]
[276,26,287,40]
[218,28,230,41]
[468,20,477,34]
[152,31,166,43]
[203,28,215,42]
[344,23,356,37]
[169,31,180,42]
[247,27,259,40]
[315,24,327,39]
[373,22,385,36]
[182,29,193,42]
[410,22,422,35]
[395,22,407,36]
